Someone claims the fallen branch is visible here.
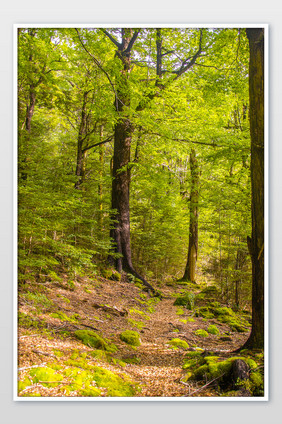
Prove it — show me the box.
[32,350,57,358]
[18,363,47,372]
[183,373,226,397]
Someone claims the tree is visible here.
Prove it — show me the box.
[102,28,204,291]
[243,28,265,349]
[181,148,199,282]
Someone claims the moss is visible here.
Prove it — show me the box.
[168,338,189,350]
[127,318,146,330]
[187,317,195,322]
[67,280,76,290]
[176,308,185,315]
[56,294,70,303]
[122,355,141,365]
[120,330,141,347]
[173,292,195,310]
[195,307,215,319]
[195,329,209,337]
[50,311,79,323]
[129,308,150,320]
[217,315,249,332]
[84,287,92,294]
[29,367,64,387]
[18,377,32,393]
[179,319,188,324]
[214,306,235,316]
[21,291,54,309]
[75,330,118,353]
[207,324,220,335]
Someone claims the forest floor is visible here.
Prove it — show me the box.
[17,273,264,398]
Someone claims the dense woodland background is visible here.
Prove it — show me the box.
[18,27,253,308]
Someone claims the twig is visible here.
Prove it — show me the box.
[32,350,57,358]
[19,334,40,339]
[183,373,226,397]
[18,363,47,372]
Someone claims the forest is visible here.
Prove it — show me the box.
[17,26,265,398]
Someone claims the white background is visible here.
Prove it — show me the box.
[1,1,281,423]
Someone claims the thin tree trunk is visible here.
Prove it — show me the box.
[98,125,104,231]
[75,91,88,189]
[243,28,264,350]
[182,149,199,282]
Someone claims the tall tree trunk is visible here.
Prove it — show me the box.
[108,29,155,293]
[182,149,199,282]
[243,28,264,350]
[75,91,88,189]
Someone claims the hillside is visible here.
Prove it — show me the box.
[17,273,264,398]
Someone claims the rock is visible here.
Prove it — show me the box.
[231,359,250,386]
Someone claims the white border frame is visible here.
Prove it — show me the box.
[13,23,269,402]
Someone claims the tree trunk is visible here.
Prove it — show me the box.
[182,149,199,282]
[243,28,264,349]
[108,30,156,293]
[75,91,89,189]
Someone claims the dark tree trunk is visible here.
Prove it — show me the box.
[234,247,247,309]
[75,91,89,189]
[182,149,199,282]
[243,28,264,350]
[108,29,156,293]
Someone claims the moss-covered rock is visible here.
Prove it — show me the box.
[207,324,220,335]
[167,338,189,350]
[195,329,209,337]
[173,292,195,310]
[75,330,118,353]
[120,330,141,347]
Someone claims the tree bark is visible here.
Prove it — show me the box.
[182,149,199,282]
[243,28,264,349]
[107,29,156,293]
[75,91,89,189]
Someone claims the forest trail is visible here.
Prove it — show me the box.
[18,274,252,398]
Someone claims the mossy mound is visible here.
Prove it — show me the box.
[207,324,220,335]
[101,269,121,281]
[120,330,141,347]
[167,338,189,350]
[173,292,195,310]
[74,330,118,353]
[195,329,209,337]
[195,305,250,333]
[183,354,263,396]
[19,361,137,397]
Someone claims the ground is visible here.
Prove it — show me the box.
[17,273,263,398]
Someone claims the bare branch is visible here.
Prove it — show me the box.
[101,29,122,49]
[125,30,140,53]
[82,135,113,153]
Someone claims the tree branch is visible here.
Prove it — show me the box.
[101,29,122,49]
[125,30,140,53]
[82,135,113,153]
[75,29,119,109]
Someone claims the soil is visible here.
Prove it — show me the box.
[17,274,251,398]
